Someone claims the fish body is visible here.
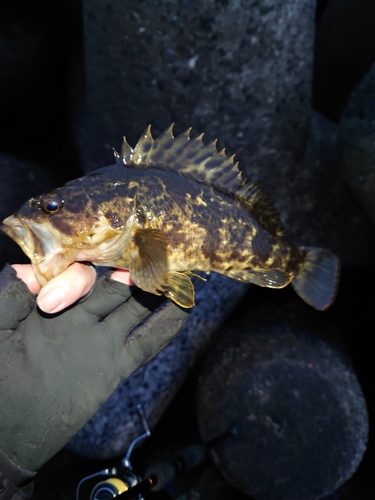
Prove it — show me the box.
[1,126,339,309]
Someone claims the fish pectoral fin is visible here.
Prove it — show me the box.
[228,269,292,288]
[131,228,169,294]
[163,271,195,308]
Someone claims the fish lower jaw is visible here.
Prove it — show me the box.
[31,249,78,286]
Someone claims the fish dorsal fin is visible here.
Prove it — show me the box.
[235,180,285,237]
[113,124,244,193]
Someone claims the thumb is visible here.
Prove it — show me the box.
[0,264,36,337]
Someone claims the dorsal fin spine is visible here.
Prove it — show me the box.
[120,136,134,164]
[115,124,245,194]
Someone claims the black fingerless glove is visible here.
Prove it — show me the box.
[0,264,188,493]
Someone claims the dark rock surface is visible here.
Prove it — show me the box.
[77,0,315,179]
[337,62,375,227]
[197,301,368,500]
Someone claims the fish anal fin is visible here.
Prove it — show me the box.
[228,268,292,288]
[292,247,339,310]
[236,180,284,237]
[163,271,195,308]
[130,228,169,294]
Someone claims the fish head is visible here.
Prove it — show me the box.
[1,169,136,285]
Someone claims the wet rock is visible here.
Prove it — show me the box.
[196,300,368,500]
[337,62,375,227]
[77,0,316,179]
[278,111,375,267]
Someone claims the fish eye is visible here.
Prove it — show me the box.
[40,192,64,214]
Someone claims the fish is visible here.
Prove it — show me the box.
[1,125,339,310]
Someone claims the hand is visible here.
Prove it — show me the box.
[11,263,135,313]
[0,263,189,479]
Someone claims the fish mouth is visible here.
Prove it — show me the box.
[1,215,77,285]
[1,217,26,243]
[1,215,33,256]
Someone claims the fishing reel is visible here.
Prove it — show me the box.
[76,404,151,500]
[76,404,236,500]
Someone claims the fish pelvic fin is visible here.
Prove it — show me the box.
[163,271,195,308]
[291,247,340,311]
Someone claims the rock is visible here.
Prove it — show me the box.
[196,300,368,500]
[77,0,315,179]
[277,111,375,267]
[337,62,375,227]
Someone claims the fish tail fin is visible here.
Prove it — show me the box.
[291,247,339,310]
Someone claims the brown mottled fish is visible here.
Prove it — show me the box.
[1,125,339,309]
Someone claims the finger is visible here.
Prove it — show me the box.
[11,264,41,295]
[0,264,36,334]
[114,300,190,379]
[37,263,97,313]
[81,273,134,316]
[110,269,135,286]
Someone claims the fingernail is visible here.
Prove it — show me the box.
[38,286,65,313]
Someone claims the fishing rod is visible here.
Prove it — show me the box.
[76,405,236,500]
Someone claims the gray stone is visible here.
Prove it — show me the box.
[275,111,375,267]
[196,301,368,500]
[337,62,375,227]
[77,0,315,179]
